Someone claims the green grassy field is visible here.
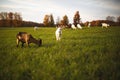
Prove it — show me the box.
[0,27,120,80]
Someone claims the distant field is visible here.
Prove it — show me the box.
[0,27,120,80]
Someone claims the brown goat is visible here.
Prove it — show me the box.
[16,32,42,47]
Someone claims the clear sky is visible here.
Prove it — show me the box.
[0,0,120,23]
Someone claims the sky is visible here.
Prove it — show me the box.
[0,0,120,23]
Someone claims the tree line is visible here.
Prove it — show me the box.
[0,12,43,27]
[0,12,22,27]
[85,16,120,27]
[43,11,80,27]
[43,11,120,27]
[0,11,120,27]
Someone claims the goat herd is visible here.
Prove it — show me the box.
[16,23,109,47]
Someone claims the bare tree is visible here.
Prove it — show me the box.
[117,16,120,23]
[0,12,8,20]
[0,12,22,27]
[0,12,9,27]
[117,16,120,26]
[8,12,13,27]
[106,16,115,22]
[13,12,22,27]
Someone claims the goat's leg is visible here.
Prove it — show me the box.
[21,42,24,47]
[16,39,19,47]
[28,43,30,47]
[26,41,30,47]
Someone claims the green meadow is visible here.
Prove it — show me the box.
[0,27,120,80]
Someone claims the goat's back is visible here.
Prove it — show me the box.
[16,32,32,42]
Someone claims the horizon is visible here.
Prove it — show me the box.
[0,0,120,23]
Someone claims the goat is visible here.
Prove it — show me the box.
[55,27,62,41]
[71,24,77,29]
[88,22,91,28]
[77,24,82,29]
[34,26,39,31]
[102,23,109,28]
[16,32,42,47]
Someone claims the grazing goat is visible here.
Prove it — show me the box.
[71,24,77,29]
[88,22,91,28]
[77,24,82,29]
[55,27,62,41]
[34,26,39,31]
[16,32,42,47]
[102,23,109,28]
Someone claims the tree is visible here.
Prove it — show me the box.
[73,11,80,26]
[117,16,120,23]
[60,20,64,26]
[106,16,115,22]
[43,15,49,26]
[13,12,22,27]
[43,14,55,27]
[0,12,8,20]
[62,15,69,26]
[49,14,55,26]
[95,20,101,26]
[58,15,69,27]
[56,16,60,26]
[0,12,22,27]
[0,12,9,27]
[8,12,13,27]
[116,16,120,26]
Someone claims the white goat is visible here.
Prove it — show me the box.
[102,23,109,28]
[77,24,82,29]
[88,23,91,28]
[34,26,39,31]
[55,27,62,41]
[71,24,77,29]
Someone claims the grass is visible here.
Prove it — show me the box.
[0,27,120,80]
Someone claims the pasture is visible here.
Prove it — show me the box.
[0,27,120,80]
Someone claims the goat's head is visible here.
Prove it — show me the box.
[38,38,42,47]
